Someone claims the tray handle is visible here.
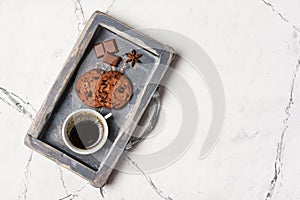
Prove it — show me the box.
[126,88,161,150]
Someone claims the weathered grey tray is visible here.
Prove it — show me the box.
[24,11,175,187]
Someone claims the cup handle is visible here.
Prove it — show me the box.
[104,112,112,119]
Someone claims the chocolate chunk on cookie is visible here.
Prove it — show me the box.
[96,71,132,109]
[75,69,104,107]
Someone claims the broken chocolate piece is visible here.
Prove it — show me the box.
[94,43,105,58]
[103,39,118,54]
[94,39,119,58]
[103,53,121,67]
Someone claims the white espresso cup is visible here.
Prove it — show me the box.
[62,109,112,155]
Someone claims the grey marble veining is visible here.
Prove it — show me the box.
[1,0,300,199]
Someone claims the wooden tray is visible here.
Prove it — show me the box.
[24,11,175,187]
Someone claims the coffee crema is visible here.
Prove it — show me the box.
[69,120,103,149]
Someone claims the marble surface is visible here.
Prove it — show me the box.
[1,0,300,199]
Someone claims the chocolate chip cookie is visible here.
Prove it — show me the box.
[75,69,104,108]
[96,71,132,109]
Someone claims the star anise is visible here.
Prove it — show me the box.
[125,50,142,67]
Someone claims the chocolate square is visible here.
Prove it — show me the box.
[103,39,118,54]
[94,43,105,58]
[102,53,121,67]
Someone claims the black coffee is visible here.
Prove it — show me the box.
[69,120,101,149]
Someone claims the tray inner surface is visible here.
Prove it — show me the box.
[38,25,158,171]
